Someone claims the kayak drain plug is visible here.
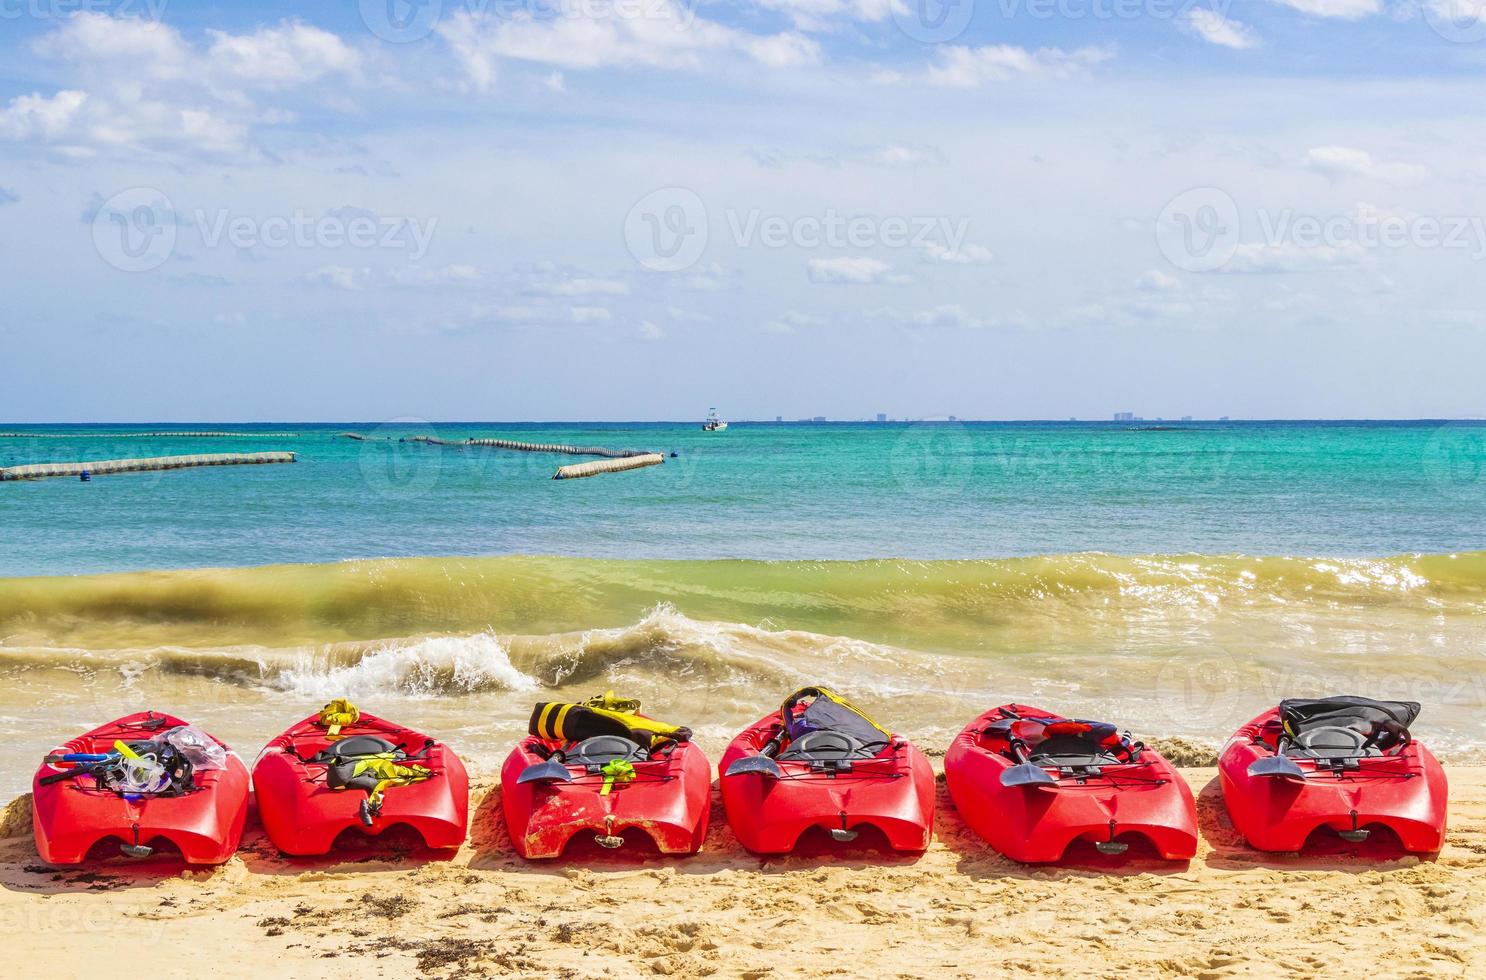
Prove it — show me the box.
[1338,810,1370,843]
[830,812,858,843]
[120,822,153,859]
[1095,820,1129,856]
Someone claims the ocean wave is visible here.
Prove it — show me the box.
[2,552,1483,655]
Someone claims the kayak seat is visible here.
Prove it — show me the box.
[317,735,399,760]
[777,729,884,763]
[565,735,649,769]
[1026,734,1126,769]
[1282,725,1378,762]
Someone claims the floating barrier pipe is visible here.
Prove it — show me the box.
[0,432,297,439]
[552,454,665,480]
[466,438,653,458]
[0,452,297,481]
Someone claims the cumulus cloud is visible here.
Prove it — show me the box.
[303,265,372,290]
[919,242,994,265]
[751,0,904,31]
[434,3,818,91]
[806,256,904,283]
[1182,10,1260,49]
[766,310,827,333]
[870,304,986,328]
[927,45,1112,88]
[1267,0,1382,19]
[1135,269,1181,291]
[1221,242,1367,274]
[0,15,360,158]
[1303,146,1428,184]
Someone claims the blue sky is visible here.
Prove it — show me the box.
[1,0,1485,421]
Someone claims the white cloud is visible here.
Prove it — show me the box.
[1182,10,1260,49]
[920,242,994,265]
[434,3,818,91]
[303,265,372,290]
[1267,0,1382,18]
[751,0,904,31]
[538,277,631,296]
[927,45,1112,88]
[1304,146,1428,184]
[206,21,360,90]
[390,264,486,287]
[871,304,986,328]
[1222,242,1366,273]
[638,320,664,339]
[1135,269,1181,291]
[766,310,827,333]
[0,14,361,158]
[0,90,88,142]
[806,256,904,283]
[864,144,946,168]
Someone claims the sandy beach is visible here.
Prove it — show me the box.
[6,765,1483,979]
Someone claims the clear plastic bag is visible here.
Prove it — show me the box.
[162,725,228,770]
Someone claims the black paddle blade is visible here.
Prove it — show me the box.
[1247,755,1307,780]
[724,755,783,779]
[1000,762,1056,788]
[516,760,574,785]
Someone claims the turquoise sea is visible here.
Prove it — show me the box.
[2,420,1483,575]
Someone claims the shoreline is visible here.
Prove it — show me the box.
[7,767,1484,977]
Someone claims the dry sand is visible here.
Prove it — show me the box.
[5,768,1484,979]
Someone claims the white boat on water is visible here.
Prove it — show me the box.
[702,408,728,432]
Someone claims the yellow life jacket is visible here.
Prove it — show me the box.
[530,691,689,749]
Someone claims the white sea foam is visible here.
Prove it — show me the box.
[273,632,540,698]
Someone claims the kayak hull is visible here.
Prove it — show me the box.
[253,712,469,856]
[500,737,710,859]
[720,714,935,855]
[1219,707,1448,853]
[945,704,1197,863]
[31,711,249,865]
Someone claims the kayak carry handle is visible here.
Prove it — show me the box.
[516,760,574,786]
[725,756,784,779]
[1247,755,1307,780]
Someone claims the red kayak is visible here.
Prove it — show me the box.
[32,711,249,865]
[945,704,1197,862]
[501,694,709,859]
[720,687,934,854]
[253,702,468,855]
[1219,696,1447,853]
